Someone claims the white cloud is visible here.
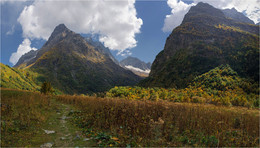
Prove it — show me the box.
[17,0,143,54]
[9,38,37,65]
[162,0,195,32]
[6,25,15,35]
[194,0,260,23]
[163,0,260,32]
[117,49,132,57]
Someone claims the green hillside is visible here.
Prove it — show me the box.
[0,63,40,91]
[191,64,258,93]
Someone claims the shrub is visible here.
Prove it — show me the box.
[40,81,53,95]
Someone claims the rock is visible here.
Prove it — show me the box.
[40,142,53,148]
[43,129,55,134]
[60,137,66,140]
[97,141,102,144]
[83,138,90,141]
[73,134,80,140]
[61,116,66,120]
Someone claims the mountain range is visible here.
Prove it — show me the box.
[140,2,259,88]
[14,24,141,94]
[120,56,151,77]
[2,2,259,95]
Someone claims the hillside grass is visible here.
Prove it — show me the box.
[0,63,41,91]
[56,94,259,147]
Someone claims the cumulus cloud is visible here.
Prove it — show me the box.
[9,38,37,65]
[194,0,260,23]
[17,0,143,53]
[163,0,260,32]
[162,0,195,32]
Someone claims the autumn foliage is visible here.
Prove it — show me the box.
[56,95,259,147]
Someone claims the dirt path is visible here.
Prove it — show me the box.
[30,99,95,147]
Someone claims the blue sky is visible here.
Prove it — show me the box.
[112,1,171,63]
[1,0,259,66]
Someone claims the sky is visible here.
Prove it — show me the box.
[1,0,259,66]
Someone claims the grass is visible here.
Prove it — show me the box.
[56,94,259,147]
[0,88,97,147]
[0,63,40,91]
[1,88,51,146]
[1,88,259,147]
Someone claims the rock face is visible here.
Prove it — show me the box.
[14,50,38,67]
[222,8,255,24]
[120,56,151,77]
[140,2,259,88]
[15,24,141,94]
[84,37,119,65]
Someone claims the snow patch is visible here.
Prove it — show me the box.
[125,65,150,74]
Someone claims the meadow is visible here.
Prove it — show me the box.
[1,87,259,147]
[57,94,259,147]
[1,88,52,146]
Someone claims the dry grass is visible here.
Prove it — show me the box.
[1,88,51,147]
[56,95,259,147]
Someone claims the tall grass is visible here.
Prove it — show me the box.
[1,88,51,147]
[56,95,259,147]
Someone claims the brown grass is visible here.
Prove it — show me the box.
[1,88,51,147]
[56,95,259,147]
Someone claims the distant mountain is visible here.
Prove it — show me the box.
[15,24,141,94]
[120,56,151,77]
[222,8,254,24]
[140,2,259,89]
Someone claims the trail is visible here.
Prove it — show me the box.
[30,99,95,147]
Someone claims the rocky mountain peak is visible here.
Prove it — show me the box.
[222,8,254,24]
[182,2,225,24]
[189,2,224,17]
[54,24,68,32]
[120,56,151,77]
[46,24,73,43]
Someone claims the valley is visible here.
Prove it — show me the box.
[1,1,259,147]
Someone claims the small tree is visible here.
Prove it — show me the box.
[40,81,53,95]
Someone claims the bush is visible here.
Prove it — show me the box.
[40,81,53,95]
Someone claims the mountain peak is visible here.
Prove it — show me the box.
[43,24,74,48]
[182,2,225,24]
[51,24,70,36]
[120,56,151,77]
[222,8,254,24]
[189,2,224,17]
